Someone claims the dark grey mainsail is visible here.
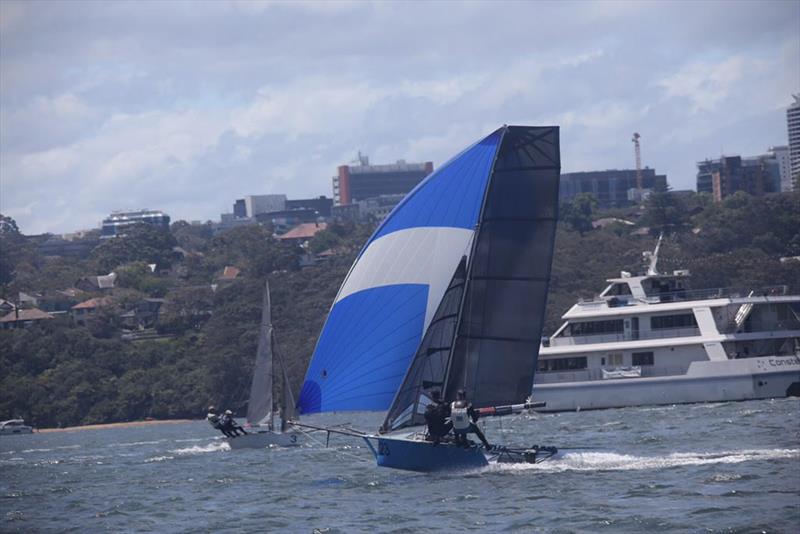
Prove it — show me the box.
[381,257,467,432]
[381,126,560,431]
[444,126,560,408]
[246,281,275,428]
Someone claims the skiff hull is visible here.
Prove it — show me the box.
[226,430,301,449]
[371,435,488,472]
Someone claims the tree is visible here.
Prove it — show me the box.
[561,193,598,235]
[206,225,298,276]
[171,220,214,252]
[91,223,179,273]
[0,214,36,288]
[640,189,690,236]
[308,229,342,254]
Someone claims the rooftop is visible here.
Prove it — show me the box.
[72,297,112,310]
[219,266,241,280]
[0,308,54,323]
[277,222,328,240]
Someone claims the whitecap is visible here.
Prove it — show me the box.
[144,455,175,463]
[169,442,230,455]
[487,448,800,473]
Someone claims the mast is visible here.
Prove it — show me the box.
[646,232,663,276]
[441,126,508,401]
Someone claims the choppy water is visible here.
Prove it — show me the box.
[2,398,798,533]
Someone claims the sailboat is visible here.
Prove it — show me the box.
[295,125,561,471]
[227,281,301,449]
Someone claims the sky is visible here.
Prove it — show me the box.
[1,0,798,235]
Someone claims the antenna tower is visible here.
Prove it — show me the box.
[632,132,642,190]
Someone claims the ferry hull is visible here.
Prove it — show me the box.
[533,355,800,412]
[373,436,488,472]
[226,430,301,449]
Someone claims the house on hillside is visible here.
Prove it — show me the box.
[0,308,54,330]
[71,297,112,326]
[276,222,328,247]
[35,290,80,315]
[216,266,241,282]
[120,298,165,330]
[18,292,41,308]
[316,246,349,260]
[0,299,17,315]
[75,273,117,292]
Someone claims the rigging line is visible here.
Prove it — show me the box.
[293,426,372,464]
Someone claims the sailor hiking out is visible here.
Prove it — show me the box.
[207,406,247,438]
[423,390,452,445]
[206,406,232,437]
[220,410,247,437]
[450,390,491,450]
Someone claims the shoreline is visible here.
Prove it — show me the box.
[36,419,195,433]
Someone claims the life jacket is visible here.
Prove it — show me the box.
[450,400,470,431]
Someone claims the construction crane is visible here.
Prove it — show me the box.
[632,132,643,190]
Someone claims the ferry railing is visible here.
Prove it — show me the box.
[549,327,701,346]
[577,284,790,307]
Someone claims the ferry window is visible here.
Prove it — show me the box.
[538,357,588,372]
[632,352,654,366]
[609,283,632,296]
[569,320,624,336]
[651,314,697,329]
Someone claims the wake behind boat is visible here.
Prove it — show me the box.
[223,281,301,449]
[294,125,562,471]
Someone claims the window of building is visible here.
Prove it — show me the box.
[632,352,655,366]
[538,357,588,372]
[567,320,624,336]
[650,314,697,330]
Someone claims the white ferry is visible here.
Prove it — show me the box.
[533,240,800,411]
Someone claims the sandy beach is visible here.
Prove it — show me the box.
[36,419,194,433]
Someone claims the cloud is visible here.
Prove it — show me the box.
[0,0,798,234]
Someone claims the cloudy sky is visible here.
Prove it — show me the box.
[1,0,798,235]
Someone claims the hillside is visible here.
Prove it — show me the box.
[1,191,798,427]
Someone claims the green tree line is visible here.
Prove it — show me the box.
[1,191,798,427]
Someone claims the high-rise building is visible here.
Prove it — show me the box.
[244,194,287,217]
[233,199,247,218]
[559,169,667,209]
[768,145,792,192]
[787,95,800,190]
[332,154,434,206]
[286,196,334,217]
[101,209,170,238]
[696,155,780,202]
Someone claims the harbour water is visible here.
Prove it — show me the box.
[2,398,798,532]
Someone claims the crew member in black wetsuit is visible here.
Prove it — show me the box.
[424,390,452,445]
[450,390,491,450]
[207,406,235,437]
[220,410,248,437]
